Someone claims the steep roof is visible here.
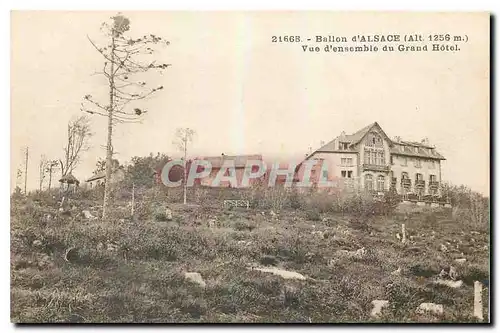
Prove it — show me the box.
[391,144,446,160]
[315,122,389,153]
[306,121,445,161]
[86,167,124,182]
[59,173,80,184]
[86,171,106,182]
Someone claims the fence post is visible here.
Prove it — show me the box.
[474,281,483,321]
[401,224,406,244]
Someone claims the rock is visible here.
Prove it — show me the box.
[371,300,389,318]
[440,244,448,252]
[184,272,206,288]
[391,267,402,276]
[32,240,43,247]
[449,266,458,280]
[434,279,463,288]
[165,208,173,221]
[416,303,444,316]
[455,258,467,264]
[251,266,306,280]
[311,230,324,238]
[82,210,97,220]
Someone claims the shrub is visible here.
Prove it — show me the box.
[305,209,321,221]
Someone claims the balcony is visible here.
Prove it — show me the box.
[415,180,425,188]
[429,181,439,189]
[362,164,390,172]
[401,178,412,187]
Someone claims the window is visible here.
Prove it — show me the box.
[377,175,385,191]
[414,159,422,168]
[416,173,423,181]
[364,174,373,191]
[341,170,346,178]
[347,171,352,178]
[390,156,394,165]
[401,157,407,166]
[378,151,385,165]
[401,172,409,179]
[322,170,328,180]
[341,158,353,166]
[364,149,370,164]
[366,132,383,148]
[429,160,435,169]
[430,175,436,182]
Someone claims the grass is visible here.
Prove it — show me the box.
[10,190,490,323]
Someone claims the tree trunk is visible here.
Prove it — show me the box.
[102,35,115,219]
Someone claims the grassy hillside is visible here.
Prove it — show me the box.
[10,189,490,323]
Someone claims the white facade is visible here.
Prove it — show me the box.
[296,122,445,197]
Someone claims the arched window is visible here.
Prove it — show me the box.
[365,174,373,191]
[377,175,385,191]
[366,132,383,148]
[401,172,409,179]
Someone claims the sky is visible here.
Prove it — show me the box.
[10,11,490,194]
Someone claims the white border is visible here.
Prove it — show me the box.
[2,1,497,332]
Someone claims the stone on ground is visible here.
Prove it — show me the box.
[184,272,206,288]
[416,303,444,315]
[251,266,306,280]
[434,279,463,288]
[371,300,389,317]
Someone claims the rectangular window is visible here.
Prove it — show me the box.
[347,171,352,178]
[401,157,407,166]
[364,149,370,164]
[341,158,353,166]
[430,175,436,182]
[414,159,422,168]
[378,152,385,165]
[341,170,346,178]
[429,160,435,169]
[322,170,328,180]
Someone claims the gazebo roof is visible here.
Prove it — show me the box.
[59,173,80,184]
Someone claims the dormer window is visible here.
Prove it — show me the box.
[339,142,349,150]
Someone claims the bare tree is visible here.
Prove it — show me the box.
[59,116,92,177]
[81,13,170,219]
[38,155,47,191]
[45,160,59,190]
[173,128,196,205]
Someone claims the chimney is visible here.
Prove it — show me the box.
[394,136,401,142]
[421,137,429,145]
[341,131,346,136]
